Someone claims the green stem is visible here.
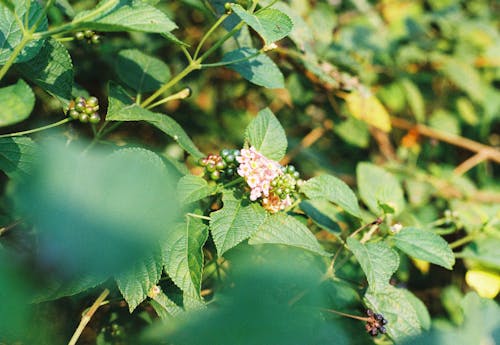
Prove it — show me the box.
[0,33,32,81]
[222,176,244,189]
[255,0,279,13]
[199,21,244,62]
[0,118,71,138]
[201,50,261,68]
[186,213,211,221]
[181,46,193,63]
[193,13,229,60]
[449,233,481,249]
[320,308,369,322]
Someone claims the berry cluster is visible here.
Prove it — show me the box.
[199,149,240,181]
[365,309,388,337]
[67,96,101,124]
[75,30,101,44]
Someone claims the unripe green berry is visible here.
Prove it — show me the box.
[89,113,100,124]
[75,102,85,112]
[69,109,80,119]
[75,31,85,40]
[225,154,235,163]
[221,149,230,157]
[84,106,94,115]
[75,96,85,104]
[293,171,300,179]
[206,164,216,173]
[198,158,207,167]
[92,105,99,112]
[210,170,221,180]
[91,34,100,44]
[87,96,98,107]
[226,168,234,176]
[216,161,226,170]
[84,30,94,38]
[224,2,232,11]
[287,165,296,173]
[79,113,89,123]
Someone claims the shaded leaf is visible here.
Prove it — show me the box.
[177,175,216,205]
[299,200,342,234]
[244,107,287,160]
[0,137,37,178]
[0,79,35,127]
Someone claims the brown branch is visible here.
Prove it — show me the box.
[0,219,23,237]
[454,152,489,175]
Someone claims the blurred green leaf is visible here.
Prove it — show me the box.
[244,107,287,160]
[222,48,285,89]
[17,38,73,106]
[301,174,361,218]
[230,4,293,45]
[460,237,500,270]
[0,1,47,64]
[115,49,170,94]
[334,117,370,148]
[249,213,330,256]
[345,91,392,132]
[107,82,204,159]
[357,163,406,216]
[163,218,208,301]
[0,137,36,179]
[209,190,268,256]
[72,0,177,33]
[401,78,425,123]
[0,79,35,127]
[392,227,455,270]
[347,238,399,291]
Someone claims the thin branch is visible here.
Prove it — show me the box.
[454,151,488,175]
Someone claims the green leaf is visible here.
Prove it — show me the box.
[300,174,361,218]
[357,162,406,215]
[0,137,37,179]
[249,213,329,256]
[347,238,399,291]
[116,248,163,312]
[299,200,342,234]
[230,4,293,45]
[460,237,500,270]
[150,290,184,319]
[32,272,106,303]
[177,175,215,205]
[17,38,73,106]
[115,49,170,94]
[401,289,431,331]
[72,0,177,33]
[401,78,425,123]
[364,286,421,342]
[0,79,35,127]
[0,0,14,13]
[0,1,48,64]
[163,218,208,299]
[222,48,285,89]
[392,227,455,270]
[209,190,268,256]
[107,82,204,159]
[244,107,287,161]
[162,32,190,47]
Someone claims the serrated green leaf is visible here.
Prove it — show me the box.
[401,289,431,331]
[299,200,342,234]
[364,286,421,342]
[347,238,399,291]
[163,218,208,299]
[17,38,73,106]
[244,107,287,160]
[209,190,268,256]
[401,78,425,123]
[115,49,170,94]
[150,290,184,319]
[177,175,215,205]
[249,213,329,256]
[301,174,361,218]
[107,82,204,159]
[392,227,455,270]
[0,79,35,127]
[0,1,47,64]
[357,162,406,215]
[230,4,293,45]
[116,248,163,312]
[222,48,285,89]
[0,137,37,179]
[32,272,106,303]
[72,0,177,33]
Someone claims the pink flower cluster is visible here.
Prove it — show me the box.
[236,147,293,213]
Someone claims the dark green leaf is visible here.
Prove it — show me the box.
[150,290,184,319]
[177,175,216,205]
[115,49,170,93]
[249,213,330,256]
[299,200,342,234]
[0,79,35,127]
[17,38,73,106]
[0,137,36,178]
[107,82,204,159]
[0,1,47,64]
[222,48,285,89]
[392,227,455,270]
[72,0,177,33]
[209,190,268,256]
[347,238,399,291]
[301,174,361,218]
[244,107,287,160]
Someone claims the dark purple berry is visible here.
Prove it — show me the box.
[379,326,386,334]
[374,313,383,321]
[366,309,374,317]
[381,318,388,325]
[370,329,378,337]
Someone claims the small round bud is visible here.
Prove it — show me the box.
[84,106,95,115]
[221,149,230,158]
[206,163,216,173]
[84,30,94,38]
[233,149,240,157]
[75,102,85,112]
[224,2,232,11]
[75,96,85,104]
[198,158,207,167]
[69,109,80,119]
[89,113,100,124]
[91,34,100,44]
[226,168,234,176]
[75,31,85,40]
[79,113,89,123]
[225,154,235,163]
[216,161,226,170]
[287,165,296,173]
[210,170,221,180]
[292,171,300,179]
[87,96,99,107]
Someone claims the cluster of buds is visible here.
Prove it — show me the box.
[365,309,388,337]
[199,149,240,181]
[67,96,100,124]
[75,30,101,44]
[237,147,300,213]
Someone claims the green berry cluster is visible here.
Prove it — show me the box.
[270,165,300,199]
[75,30,101,44]
[199,149,240,181]
[67,96,101,124]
